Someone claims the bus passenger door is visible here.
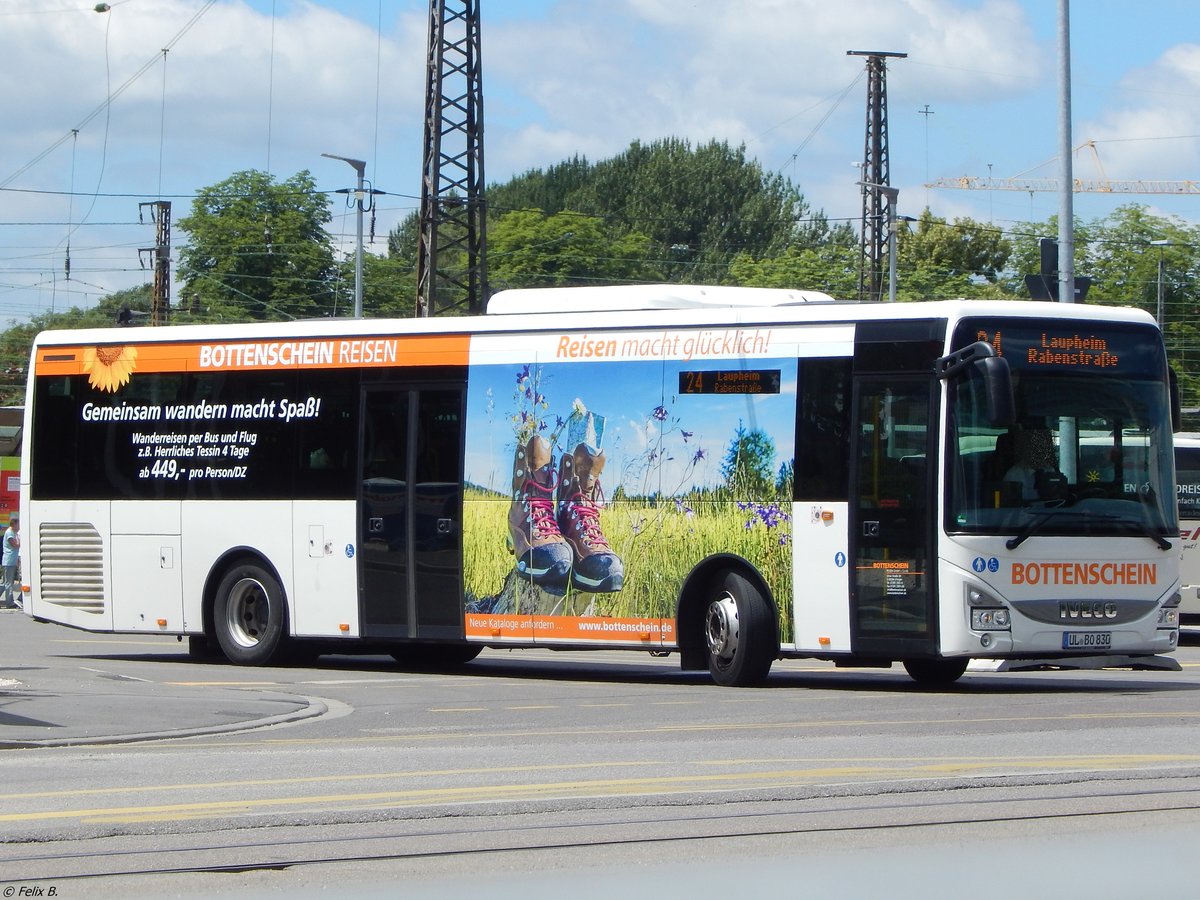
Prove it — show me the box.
[850,378,937,658]
[359,385,465,640]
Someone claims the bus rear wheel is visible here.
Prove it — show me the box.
[902,657,969,686]
[214,561,289,666]
[704,571,775,687]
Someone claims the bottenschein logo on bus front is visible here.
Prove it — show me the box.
[1011,561,1157,586]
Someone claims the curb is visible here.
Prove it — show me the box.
[0,692,333,750]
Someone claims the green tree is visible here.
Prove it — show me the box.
[720,422,777,496]
[488,155,593,216]
[387,211,420,271]
[1082,206,1200,410]
[325,248,418,319]
[488,209,660,290]
[1001,215,1097,299]
[486,139,813,285]
[727,243,859,297]
[0,285,153,405]
[571,138,810,283]
[894,210,1012,300]
[177,170,337,322]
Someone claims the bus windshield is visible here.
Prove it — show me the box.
[947,318,1176,539]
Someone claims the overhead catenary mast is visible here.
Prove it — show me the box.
[417,0,488,317]
[848,50,906,303]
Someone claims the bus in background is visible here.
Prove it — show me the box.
[0,406,21,526]
[18,286,1183,686]
[1175,434,1200,624]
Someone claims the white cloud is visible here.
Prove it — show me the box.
[1080,44,1200,182]
[484,0,1044,222]
[0,0,427,316]
[6,0,1197,319]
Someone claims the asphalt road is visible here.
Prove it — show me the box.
[4,609,1200,897]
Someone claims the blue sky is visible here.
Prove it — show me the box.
[461,356,798,496]
[2,0,1199,321]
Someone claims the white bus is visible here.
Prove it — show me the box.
[18,286,1183,685]
[1174,434,1200,623]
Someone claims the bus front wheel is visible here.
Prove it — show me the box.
[902,657,969,686]
[705,571,775,687]
[214,561,288,666]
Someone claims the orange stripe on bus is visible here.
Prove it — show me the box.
[464,614,675,643]
[35,335,469,376]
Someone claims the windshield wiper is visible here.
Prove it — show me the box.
[1109,517,1173,551]
[1005,508,1173,551]
[1005,508,1115,550]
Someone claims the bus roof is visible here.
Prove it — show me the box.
[29,291,1159,348]
[486,284,837,314]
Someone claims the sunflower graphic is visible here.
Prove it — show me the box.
[82,345,138,392]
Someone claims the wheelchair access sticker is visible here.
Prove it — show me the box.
[972,556,999,573]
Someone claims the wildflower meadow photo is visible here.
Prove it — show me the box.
[461,357,797,644]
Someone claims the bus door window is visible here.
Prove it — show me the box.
[852,379,933,645]
[412,389,465,636]
[359,386,465,639]
[360,390,412,635]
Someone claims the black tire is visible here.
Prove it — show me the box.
[903,657,969,686]
[187,634,221,660]
[391,643,483,670]
[704,570,776,687]
[282,641,324,667]
[213,561,289,666]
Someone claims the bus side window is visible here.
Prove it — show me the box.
[796,358,851,501]
[1177,448,1200,521]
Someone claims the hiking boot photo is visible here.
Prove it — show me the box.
[508,435,571,592]
[557,442,624,593]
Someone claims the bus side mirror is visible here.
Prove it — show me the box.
[974,356,1015,428]
[1170,367,1182,432]
[936,341,1014,428]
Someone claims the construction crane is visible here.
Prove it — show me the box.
[926,140,1200,194]
[927,175,1200,194]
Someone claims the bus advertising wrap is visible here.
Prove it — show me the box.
[459,327,805,647]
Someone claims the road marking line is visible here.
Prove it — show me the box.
[168,708,1200,748]
[9,756,1199,825]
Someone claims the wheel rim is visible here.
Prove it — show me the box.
[705,591,740,665]
[224,576,270,649]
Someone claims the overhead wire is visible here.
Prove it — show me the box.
[62,3,114,260]
[265,0,277,175]
[781,72,865,175]
[0,1,216,191]
[157,49,168,199]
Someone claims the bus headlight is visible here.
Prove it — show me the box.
[1158,608,1179,627]
[967,585,1011,631]
[972,608,1011,630]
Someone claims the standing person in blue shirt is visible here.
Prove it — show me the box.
[2,513,20,609]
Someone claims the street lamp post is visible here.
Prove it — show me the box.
[322,153,367,318]
[1150,239,1173,329]
[858,181,900,301]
